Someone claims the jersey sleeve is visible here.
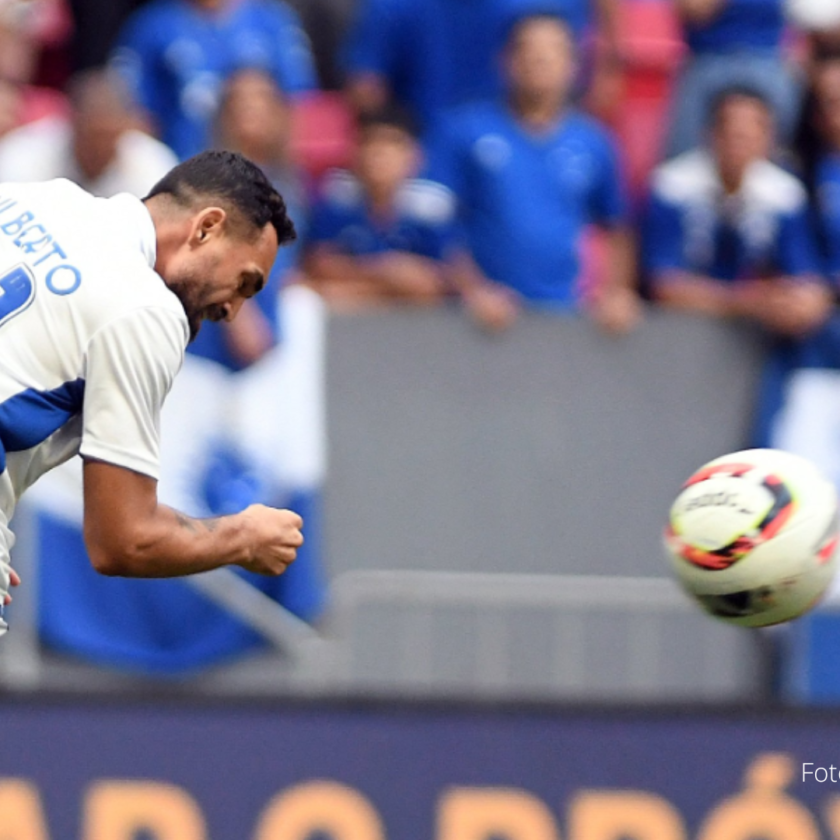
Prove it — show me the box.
[80,306,186,480]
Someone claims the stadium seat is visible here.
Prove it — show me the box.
[613,0,685,201]
[290,91,356,181]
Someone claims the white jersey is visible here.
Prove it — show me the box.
[0,179,189,566]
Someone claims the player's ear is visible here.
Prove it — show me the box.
[191,207,227,245]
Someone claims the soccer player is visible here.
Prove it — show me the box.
[0,150,304,636]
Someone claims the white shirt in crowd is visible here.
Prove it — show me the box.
[0,114,178,198]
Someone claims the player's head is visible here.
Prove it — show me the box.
[144,150,295,340]
[67,68,136,182]
[708,86,775,179]
[354,104,421,196]
[503,12,575,107]
[216,68,292,165]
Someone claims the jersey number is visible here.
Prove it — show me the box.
[0,264,35,328]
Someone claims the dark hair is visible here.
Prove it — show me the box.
[145,150,296,246]
[356,102,419,139]
[708,84,774,125]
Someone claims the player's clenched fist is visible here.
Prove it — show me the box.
[237,505,304,576]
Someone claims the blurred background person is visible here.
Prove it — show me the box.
[768,55,840,500]
[109,0,318,160]
[189,66,307,371]
[341,0,622,132]
[0,67,177,195]
[304,104,518,331]
[0,0,70,134]
[666,0,801,158]
[643,86,828,338]
[427,12,639,333]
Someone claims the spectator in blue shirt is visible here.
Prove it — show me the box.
[427,12,639,332]
[304,105,518,330]
[342,0,621,131]
[666,0,801,157]
[110,0,317,160]
[644,86,830,336]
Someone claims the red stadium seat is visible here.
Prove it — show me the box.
[290,92,356,181]
[614,0,686,201]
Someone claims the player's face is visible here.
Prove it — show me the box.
[711,97,773,176]
[505,18,575,103]
[164,211,278,340]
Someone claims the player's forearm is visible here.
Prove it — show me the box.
[86,505,254,577]
[83,460,301,579]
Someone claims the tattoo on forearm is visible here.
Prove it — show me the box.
[175,512,221,534]
[175,511,199,533]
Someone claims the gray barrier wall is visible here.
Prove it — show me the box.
[0,308,772,699]
[325,308,767,579]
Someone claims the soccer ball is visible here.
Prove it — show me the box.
[663,448,840,627]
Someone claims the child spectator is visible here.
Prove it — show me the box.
[304,104,517,331]
[427,12,639,333]
[667,0,800,157]
[643,86,829,337]
[110,0,317,160]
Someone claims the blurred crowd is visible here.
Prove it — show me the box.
[4,0,840,520]
[2,0,840,349]
[5,0,840,671]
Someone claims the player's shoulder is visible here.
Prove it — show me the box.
[397,178,456,226]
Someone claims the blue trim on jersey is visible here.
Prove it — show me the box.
[0,378,85,472]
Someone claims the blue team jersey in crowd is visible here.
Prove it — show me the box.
[112,0,316,160]
[427,102,626,305]
[343,0,588,129]
[307,169,460,262]
[643,150,820,284]
[684,0,786,54]
[816,153,840,285]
